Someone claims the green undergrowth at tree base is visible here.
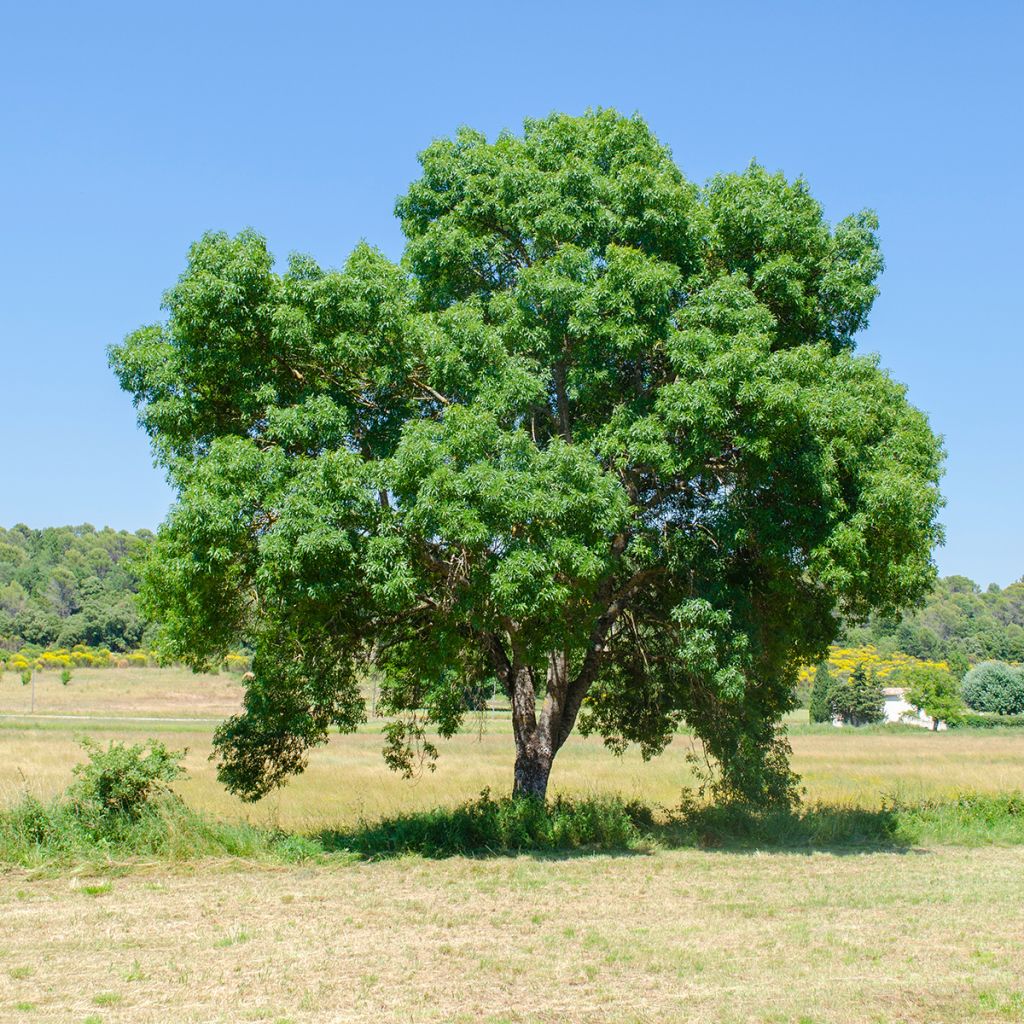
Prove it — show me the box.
[2,790,1024,869]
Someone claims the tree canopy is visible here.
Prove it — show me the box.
[829,664,885,727]
[0,524,152,651]
[808,663,834,724]
[900,665,964,728]
[844,575,1024,664]
[962,661,1024,716]
[110,109,943,802]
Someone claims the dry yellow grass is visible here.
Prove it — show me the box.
[1,847,1023,1023]
[0,665,244,719]
[3,720,1024,831]
[2,663,1024,827]
[3,667,1024,1023]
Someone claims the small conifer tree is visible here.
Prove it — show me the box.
[829,663,885,726]
[808,663,834,723]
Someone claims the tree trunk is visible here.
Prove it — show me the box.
[513,741,553,799]
[509,650,585,800]
[485,634,607,802]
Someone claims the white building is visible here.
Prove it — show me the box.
[832,687,948,730]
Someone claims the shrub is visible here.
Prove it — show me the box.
[956,712,1024,729]
[20,668,31,686]
[70,738,186,818]
[60,668,72,685]
[829,663,885,726]
[335,790,645,857]
[962,661,1024,715]
[0,787,319,867]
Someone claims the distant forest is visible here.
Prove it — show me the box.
[0,525,153,651]
[1,524,1022,663]
[841,575,1024,663]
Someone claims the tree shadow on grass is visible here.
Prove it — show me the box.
[308,795,938,861]
[642,802,925,858]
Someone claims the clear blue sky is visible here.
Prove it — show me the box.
[2,1,1021,585]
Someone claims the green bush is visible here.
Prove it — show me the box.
[955,712,1024,729]
[60,668,72,685]
[0,789,320,867]
[0,736,320,867]
[70,738,186,818]
[962,661,1024,715]
[327,790,646,857]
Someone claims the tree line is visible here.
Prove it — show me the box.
[2,520,1021,682]
[841,574,1024,664]
[808,658,1024,729]
[0,524,154,652]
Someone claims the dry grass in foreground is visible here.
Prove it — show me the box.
[1,846,1022,1024]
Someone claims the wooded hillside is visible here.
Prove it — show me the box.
[0,525,153,651]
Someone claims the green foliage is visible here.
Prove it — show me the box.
[828,663,885,726]
[899,664,964,727]
[669,792,1024,849]
[59,668,72,685]
[808,663,834,723]
[111,109,944,802]
[20,668,31,685]
[946,648,969,681]
[70,738,186,818]
[962,661,1024,716]
[843,574,1024,664]
[0,738,317,867]
[330,790,645,857]
[955,712,1024,729]
[0,790,319,868]
[3,787,1023,866]
[0,524,153,651]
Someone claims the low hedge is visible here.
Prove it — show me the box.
[955,712,1024,729]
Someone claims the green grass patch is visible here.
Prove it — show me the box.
[658,792,1024,850]
[318,790,647,857]
[0,794,323,869]
[2,789,1022,868]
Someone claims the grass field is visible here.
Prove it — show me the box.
[3,666,1024,828]
[1,848,1022,1023]
[0,666,245,720]
[2,666,1023,1023]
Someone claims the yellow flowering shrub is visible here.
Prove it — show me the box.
[1,645,165,672]
[798,645,948,686]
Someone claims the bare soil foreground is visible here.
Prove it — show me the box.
[2,847,1023,1024]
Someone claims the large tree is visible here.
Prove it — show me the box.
[111,110,943,802]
